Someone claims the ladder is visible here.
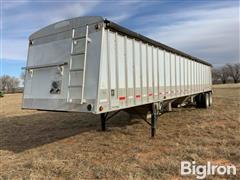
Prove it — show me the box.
[67,26,90,104]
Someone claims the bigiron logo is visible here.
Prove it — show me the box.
[180,161,237,179]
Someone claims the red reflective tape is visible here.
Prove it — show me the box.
[136,95,141,98]
[119,96,126,100]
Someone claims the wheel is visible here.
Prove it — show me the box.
[195,94,203,108]
[209,92,213,106]
[202,93,209,108]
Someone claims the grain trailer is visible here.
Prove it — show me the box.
[22,16,212,137]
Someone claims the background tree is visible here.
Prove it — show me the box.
[226,63,240,83]
[0,75,11,91]
[219,65,229,84]
[212,68,221,84]
[0,75,20,92]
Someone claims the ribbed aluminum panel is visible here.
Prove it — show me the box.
[97,29,212,112]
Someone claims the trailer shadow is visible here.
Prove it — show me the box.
[0,111,139,153]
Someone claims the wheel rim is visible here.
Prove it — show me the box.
[206,94,209,107]
[209,93,212,106]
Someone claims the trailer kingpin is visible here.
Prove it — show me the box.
[22,16,213,137]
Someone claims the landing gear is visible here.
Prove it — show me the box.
[101,113,106,131]
[151,103,157,137]
[100,103,160,137]
[100,111,121,131]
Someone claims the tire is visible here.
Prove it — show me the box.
[209,92,213,106]
[195,94,203,108]
[202,93,209,108]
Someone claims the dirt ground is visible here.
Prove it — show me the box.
[0,84,239,179]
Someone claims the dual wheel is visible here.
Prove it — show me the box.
[196,92,212,108]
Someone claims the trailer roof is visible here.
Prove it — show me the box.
[104,19,212,67]
[29,16,103,40]
[29,16,212,67]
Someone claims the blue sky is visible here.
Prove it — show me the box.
[1,0,239,78]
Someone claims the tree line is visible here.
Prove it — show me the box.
[0,75,21,93]
[212,63,240,84]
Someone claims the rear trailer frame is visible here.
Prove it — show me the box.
[22,16,212,137]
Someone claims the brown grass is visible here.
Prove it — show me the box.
[0,84,240,179]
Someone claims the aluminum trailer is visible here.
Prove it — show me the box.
[22,16,212,137]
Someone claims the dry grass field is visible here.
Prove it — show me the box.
[0,84,239,179]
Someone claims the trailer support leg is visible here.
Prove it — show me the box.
[101,113,106,131]
[151,104,157,137]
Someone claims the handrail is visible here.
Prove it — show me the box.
[22,62,68,70]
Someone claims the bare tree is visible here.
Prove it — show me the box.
[0,75,20,92]
[219,66,230,84]
[226,63,240,83]
[0,75,11,91]
[212,68,221,84]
